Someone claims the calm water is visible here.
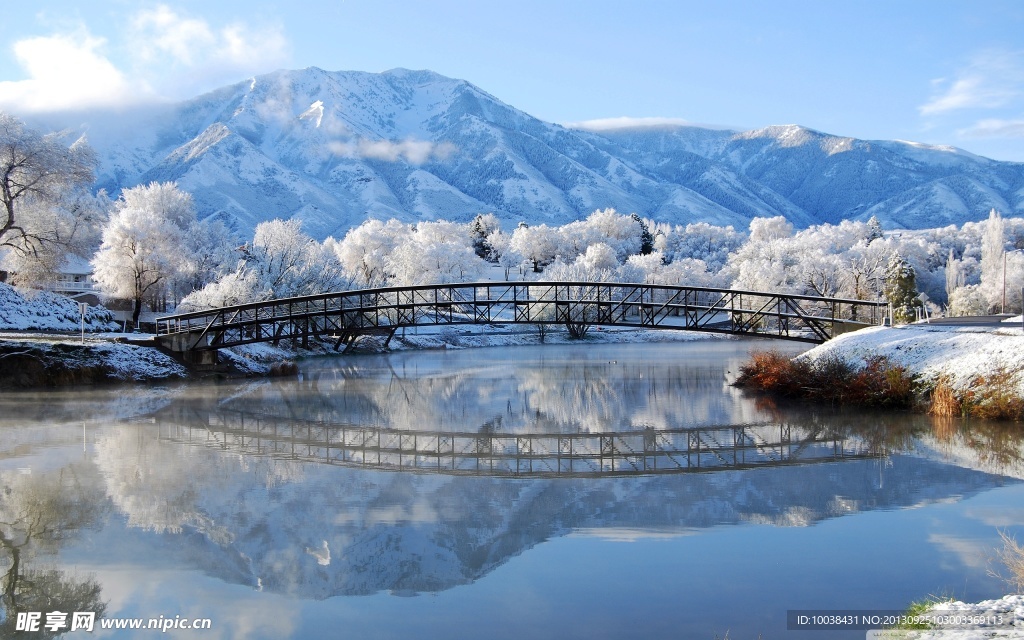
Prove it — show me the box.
[1,339,1023,639]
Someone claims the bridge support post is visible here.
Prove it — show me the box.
[183,349,218,366]
[156,330,219,367]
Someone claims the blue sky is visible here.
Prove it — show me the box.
[2,1,1023,161]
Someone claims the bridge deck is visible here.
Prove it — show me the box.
[156,281,887,353]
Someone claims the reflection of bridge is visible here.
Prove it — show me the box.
[155,281,887,360]
[156,411,875,478]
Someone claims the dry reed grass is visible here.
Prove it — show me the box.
[927,369,1024,422]
[991,530,1024,593]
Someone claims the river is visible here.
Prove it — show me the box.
[1,339,1022,639]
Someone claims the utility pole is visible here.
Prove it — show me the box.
[1002,250,1007,314]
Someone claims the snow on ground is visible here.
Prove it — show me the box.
[801,323,1024,394]
[0,335,188,384]
[0,282,119,331]
[884,594,1024,638]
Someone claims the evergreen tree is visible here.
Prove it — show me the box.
[632,213,654,255]
[866,215,883,243]
[468,213,500,260]
[883,253,921,324]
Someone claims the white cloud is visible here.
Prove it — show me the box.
[920,49,1024,116]
[0,31,141,112]
[131,5,217,66]
[564,116,692,131]
[0,6,289,114]
[958,118,1024,139]
[129,5,288,72]
[329,138,458,165]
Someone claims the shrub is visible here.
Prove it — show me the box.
[734,350,811,397]
[735,351,916,408]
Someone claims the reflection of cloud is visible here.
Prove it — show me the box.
[328,138,457,164]
[365,502,439,526]
[963,506,1024,529]
[565,116,691,131]
[928,533,990,570]
[86,566,297,640]
[919,49,1024,115]
[570,528,696,542]
[0,6,289,113]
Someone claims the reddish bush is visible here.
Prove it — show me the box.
[735,351,916,409]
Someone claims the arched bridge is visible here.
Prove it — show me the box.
[155,410,875,478]
[156,281,887,361]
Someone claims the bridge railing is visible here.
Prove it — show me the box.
[156,281,888,351]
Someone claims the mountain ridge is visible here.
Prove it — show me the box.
[23,66,1024,239]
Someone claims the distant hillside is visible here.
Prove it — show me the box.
[25,67,1024,239]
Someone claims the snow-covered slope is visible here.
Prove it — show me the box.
[29,68,1024,239]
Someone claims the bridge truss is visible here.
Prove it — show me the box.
[156,281,887,355]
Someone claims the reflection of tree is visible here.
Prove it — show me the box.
[0,466,108,638]
[959,419,1024,469]
[206,350,749,436]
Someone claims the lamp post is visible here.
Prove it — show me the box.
[78,302,88,344]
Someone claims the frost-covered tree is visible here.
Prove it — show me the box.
[653,221,742,272]
[0,113,97,285]
[180,218,349,312]
[727,217,798,292]
[176,269,261,311]
[948,284,988,317]
[332,219,412,287]
[387,221,485,285]
[510,223,560,272]
[244,219,347,296]
[800,251,846,298]
[2,189,110,289]
[842,239,888,301]
[945,249,964,304]
[972,208,1024,313]
[92,182,196,324]
[883,253,921,324]
[575,242,619,273]
[176,217,239,298]
[484,229,522,279]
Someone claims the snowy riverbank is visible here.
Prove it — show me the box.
[800,323,1024,395]
[888,594,1024,637]
[0,336,189,387]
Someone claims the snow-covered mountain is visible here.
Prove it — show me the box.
[33,67,1024,238]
